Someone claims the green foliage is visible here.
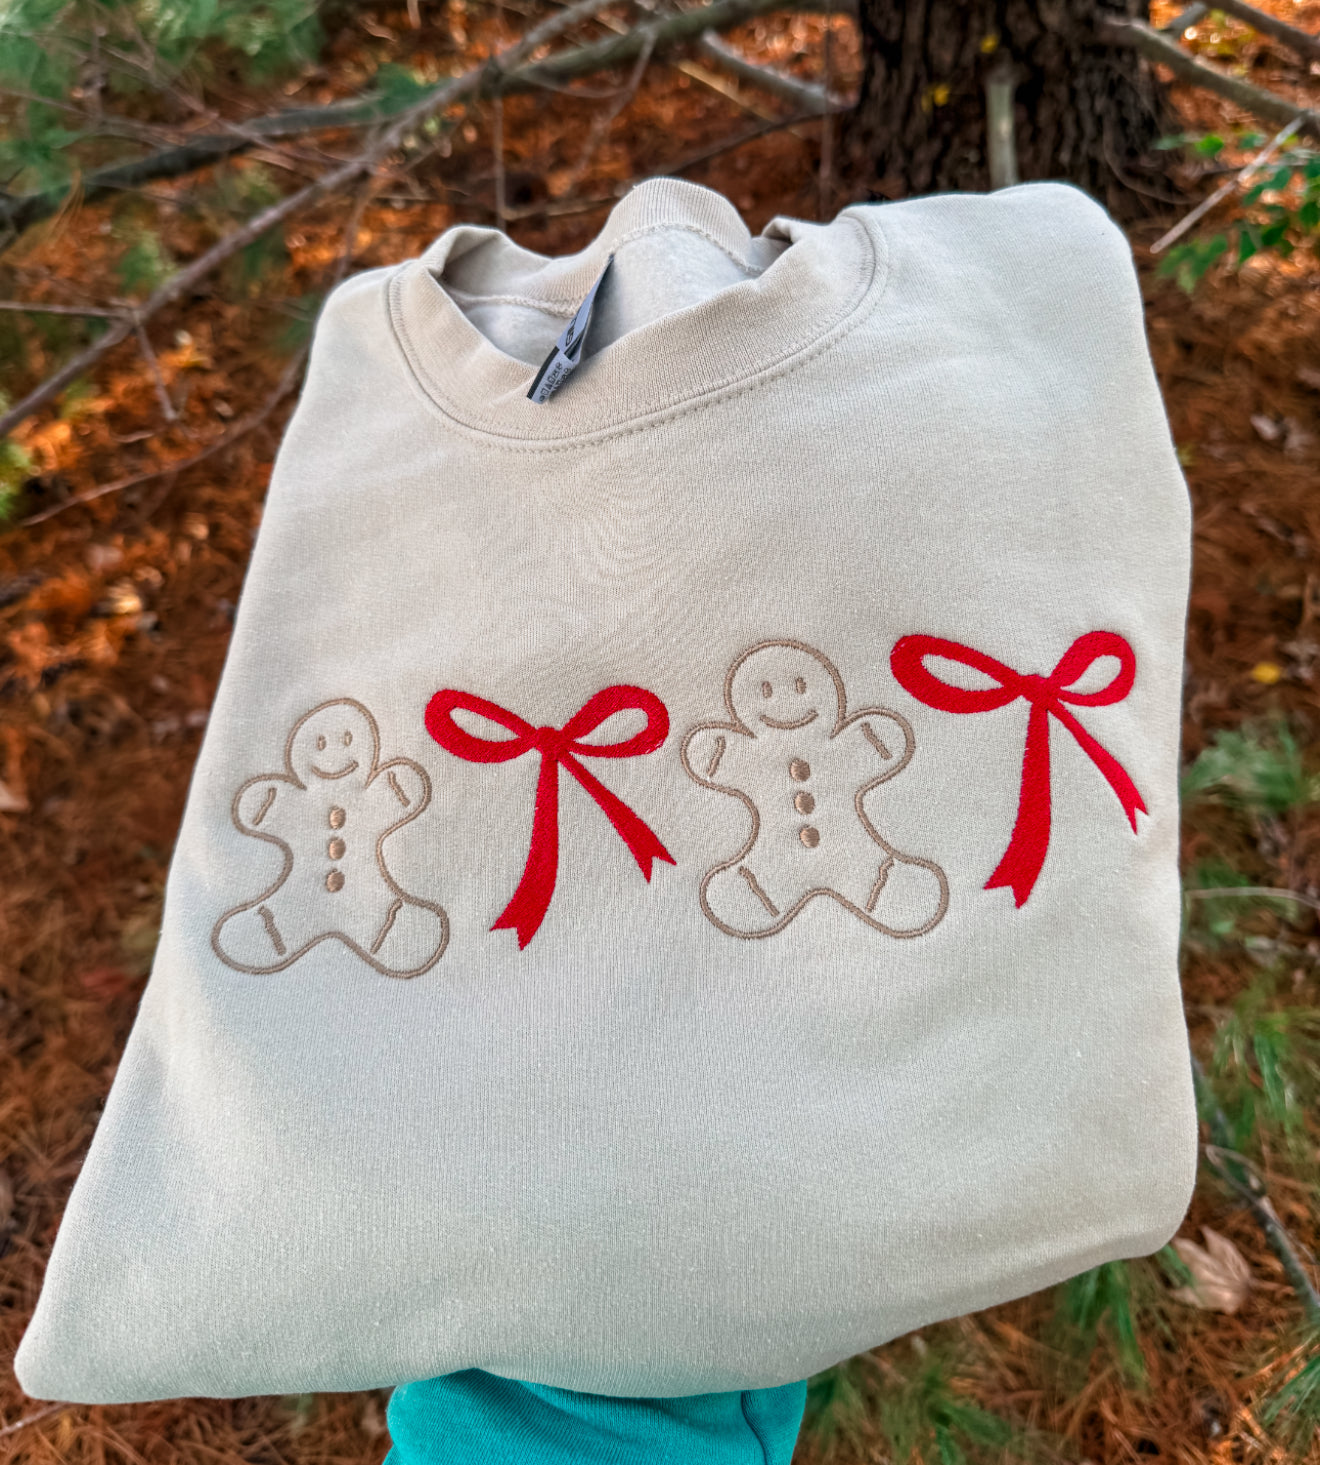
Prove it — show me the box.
[876,1354,1018,1465]
[0,105,81,192]
[266,291,323,356]
[1055,1261,1149,1386]
[804,1353,877,1449]
[1205,971,1320,1160]
[57,376,99,421]
[1154,1241,1197,1291]
[0,0,77,101]
[806,1348,1031,1463]
[116,0,322,81]
[1261,1336,1320,1452]
[1182,859,1299,950]
[1156,132,1320,292]
[1181,721,1318,818]
[116,228,175,297]
[0,434,33,521]
[373,62,435,112]
[0,0,325,207]
[196,161,283,225]
[231,226,287,296]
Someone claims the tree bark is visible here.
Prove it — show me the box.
[844,0,1172,213]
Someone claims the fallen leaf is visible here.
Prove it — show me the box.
[0,779,27,813]
[1172,1227,1253,1313]
[1297,365,1320,392]
[1251,413,1282,443]
[1251,661,1283,685]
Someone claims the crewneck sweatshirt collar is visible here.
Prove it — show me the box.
[387,177,883,445]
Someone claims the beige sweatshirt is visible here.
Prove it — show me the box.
[17,178,1196,1404]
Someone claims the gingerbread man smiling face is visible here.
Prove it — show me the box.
[212,698,449,977]
[729,641,840,736]
[292,703,369,784]
[682,640,949,940]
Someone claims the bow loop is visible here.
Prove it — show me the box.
[1050,630,1137,707]
[425,684,674,947]
[890,631,1146,907]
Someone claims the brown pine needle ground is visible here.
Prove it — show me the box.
[1,1,1319,1461]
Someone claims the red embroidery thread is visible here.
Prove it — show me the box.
[889,632,1147,907]
[425,685,675,948]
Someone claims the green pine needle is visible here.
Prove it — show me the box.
[1261,1335,1320,1451]
[1181,721,1318,817]
[1055,1261,1149,1387]
[804,1355,876,1447]
[877,1357,1018,1465]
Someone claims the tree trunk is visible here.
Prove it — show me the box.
[843,0,1172,214]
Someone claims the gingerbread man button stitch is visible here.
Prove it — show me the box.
[212,698,449,977]
[681,640,949,939]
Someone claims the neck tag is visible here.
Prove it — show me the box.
[526,256,613,404]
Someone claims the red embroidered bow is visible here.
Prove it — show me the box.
[889,632,1147,907]
[425,685,675,948]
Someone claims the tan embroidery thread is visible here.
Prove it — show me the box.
[738,865,779,917]
[681,639,949,940]
[258,905,286,956]
[211,698,449,977]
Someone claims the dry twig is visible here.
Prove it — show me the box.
[1151,116,1306,255]
[1102,18,1320,141]
[695,31,842,115]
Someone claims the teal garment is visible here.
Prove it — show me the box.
[385,1370,807,1464]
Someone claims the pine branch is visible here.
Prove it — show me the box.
[505,0,849,89]
[1102,18,1320,141]
[1213,0,1320,65]
[0,0,852,238]
[0,97,406,236]
[1162,4,1208,35]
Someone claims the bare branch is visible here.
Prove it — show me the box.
[984,54,1020,190]
[511,0,852,92]
[565,30,658,190]
[1162,3,1207,34]
[1151,116,1305,254]
[695,32,842,114]
[0,300,123,318]
[1186,885,1320,914]
[819,19,834,217]
[1102,18,1320,141]
[134,318,179,423]
[1213,0,1320,65]
[0,1404,66,1440]
[0,96,400,235]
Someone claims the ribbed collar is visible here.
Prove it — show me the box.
[387,177,882,445]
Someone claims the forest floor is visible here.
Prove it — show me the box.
[1,0,1320,1461]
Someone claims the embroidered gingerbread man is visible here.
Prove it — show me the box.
[681,640,948,939]
[211,698,449,977]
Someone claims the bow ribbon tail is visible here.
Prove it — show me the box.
[492,752,562,948]
[986,699,1053,908]
[562,755,676,880]
[1052,705,1148,831]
